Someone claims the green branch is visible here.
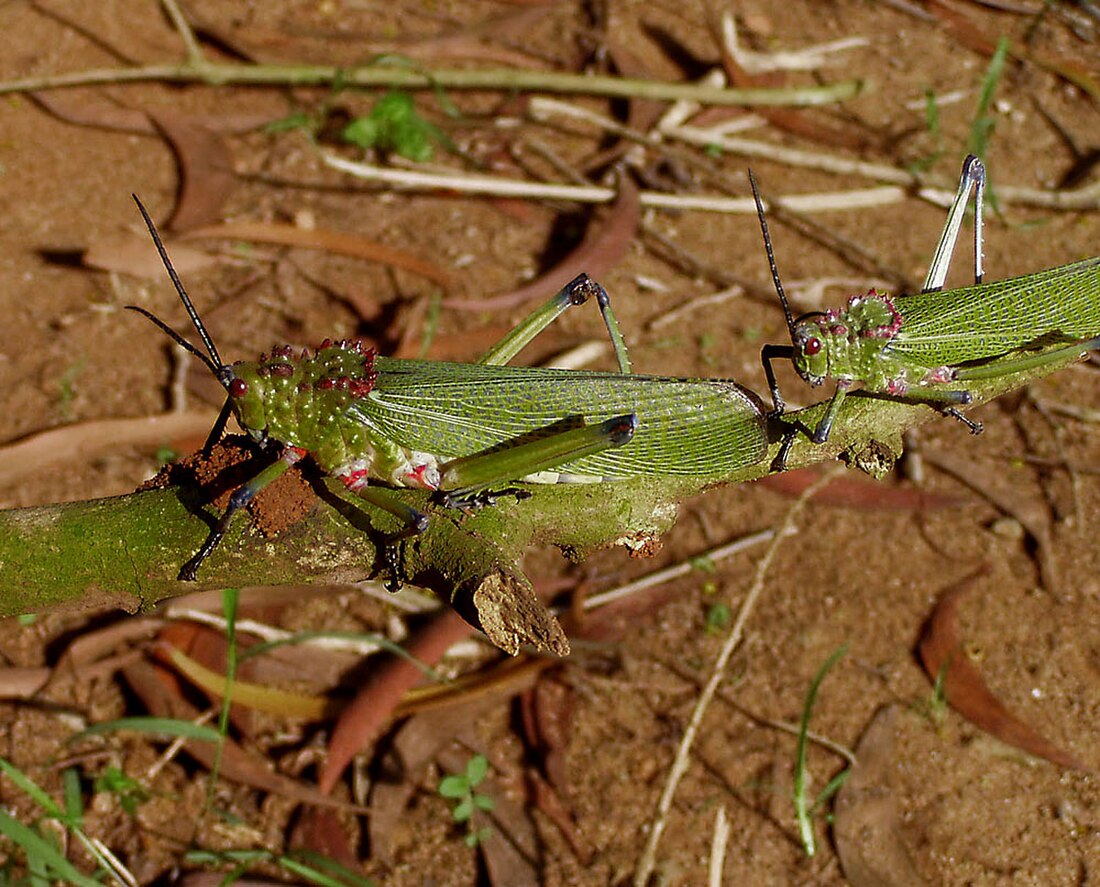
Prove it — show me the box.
[0,352,1081,655]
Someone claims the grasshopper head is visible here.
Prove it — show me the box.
[790,315,830,386]
[221,361,271,439]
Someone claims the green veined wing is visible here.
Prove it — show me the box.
[348,359,767,479]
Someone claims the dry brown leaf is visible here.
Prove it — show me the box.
[83,232,220,279]
[918,569,1086,770]
[834,705,926,887]
[0,413,217,488]
[184,221,452,288]
[149,110,236,232]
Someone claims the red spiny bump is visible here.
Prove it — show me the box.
[825,308,842,322]
[349,377,373,398]
[272,344,293,358]
[297,381,310,392]
[886,298,902,335]
[336,376,350,390]
[319,338,333,349]
[829,324,848,336]
[317,378,335,390]
[270,363,294,377]
[257,365,269,377]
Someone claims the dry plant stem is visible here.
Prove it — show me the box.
[0,58,863,105]
[661,127,1100,211]
[160,0,203,66]
[0,412,217,487]
[530,97,1100,210]
[708,806,731,887]
[579,527,786,611]
[633,465,843,887]
[324,153,909,214]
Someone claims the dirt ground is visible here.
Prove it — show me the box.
[1,1,1099,884]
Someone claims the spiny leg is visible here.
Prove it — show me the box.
[761,343,795,420]
[477,274,632,372]
[179,447,303,580]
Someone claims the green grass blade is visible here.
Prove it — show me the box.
[794,643,849,857]
[70,716,224,744]
[290,849,377,887]
[968,37,1010,162]
[0,758,63,818]
[0,810,101,887]
[209,587,241,807]
[61,767,84,828]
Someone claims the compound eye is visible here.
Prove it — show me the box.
[803,337,823,356]
[228,378,249,398]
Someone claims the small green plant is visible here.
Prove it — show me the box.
[438,754,495,847]
[93,766,150,816]
[704,601,731,634]
[342,92,449,162]
[56,358,87,420]
[908,87,944,173]
[912,656,951,725]
[793,644,851,857]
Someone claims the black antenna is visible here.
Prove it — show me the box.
[128,196,235,452]
[747,170,796,340]
[130,195,226,375]
[126,304,221,378]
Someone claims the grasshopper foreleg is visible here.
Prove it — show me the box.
[179,446,303,581]
[761,343,795,420]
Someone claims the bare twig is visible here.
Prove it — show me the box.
[324,153,909,214]
[708,806,731,887]
[0,60,865,105]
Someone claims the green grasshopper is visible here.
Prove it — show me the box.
[128,198,769,586]
[754,155,1100,469]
